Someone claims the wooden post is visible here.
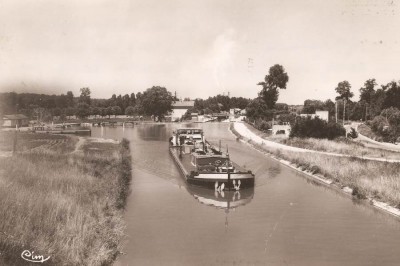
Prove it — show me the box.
[13,128,17,155]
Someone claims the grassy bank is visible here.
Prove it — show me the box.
[243,121,400,160]
[231,123,400,208]
[0,132,131,265]
[358,123,383,141]
[278,137,400,160]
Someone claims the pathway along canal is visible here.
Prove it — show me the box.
[92,123,400,266]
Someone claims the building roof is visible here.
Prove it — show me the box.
[172,101,195,109]
[3,114,28,120]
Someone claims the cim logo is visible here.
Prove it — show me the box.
[21,250,50,263]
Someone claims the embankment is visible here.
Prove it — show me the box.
[230,122,400,219]
[0,132,132,265]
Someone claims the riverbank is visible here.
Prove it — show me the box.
[0,132,132,265]
[243,122,400,161]
[230,122,400,218]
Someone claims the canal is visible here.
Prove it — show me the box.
[92,123,400,266]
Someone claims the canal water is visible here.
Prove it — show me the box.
[92,123,400,266]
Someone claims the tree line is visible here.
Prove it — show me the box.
[299,79,400,141]
[0,86,175,121]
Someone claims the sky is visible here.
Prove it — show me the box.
[0,0,399,104]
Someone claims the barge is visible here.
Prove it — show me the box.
[169,128,255,190]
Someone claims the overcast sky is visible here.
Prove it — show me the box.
[0,0,399,104]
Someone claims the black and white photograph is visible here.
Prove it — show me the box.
[1,0,400,265]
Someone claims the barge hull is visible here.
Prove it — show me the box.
[169,147,255,190]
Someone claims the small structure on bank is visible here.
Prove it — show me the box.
[299,110,329,122]
[271,123,291,137]
[2,114,29,127]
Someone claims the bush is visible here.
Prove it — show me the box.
[290,117,345,140]
[348,127,358,139]
[371,115,388,134]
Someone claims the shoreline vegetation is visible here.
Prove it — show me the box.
[230,122,400,216]
[0,132,132,265]
[244,121,400,161]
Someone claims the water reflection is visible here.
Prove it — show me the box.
[186,185,254,210]
[137,124,168,141]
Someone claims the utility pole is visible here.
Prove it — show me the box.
[335,100,338,123]
[343,99,346,126]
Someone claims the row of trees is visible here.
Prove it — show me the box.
[302,79,400,123]
[0,86,175,121]
[301,79,400,141]
[194,95,250,114]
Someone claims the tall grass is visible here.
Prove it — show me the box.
[279,137,400,160]
[0,135,132,265]
[230,123,400,207]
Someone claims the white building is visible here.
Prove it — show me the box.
[170,101,195,121]
[299,110,329,122]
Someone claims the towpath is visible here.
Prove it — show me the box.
[353,123,400,152]
[233,122,400,163]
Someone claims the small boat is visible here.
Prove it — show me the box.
[169,128,255,190]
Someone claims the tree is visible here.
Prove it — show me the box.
[79,87,91,105]
[99,107,106,118]
[66,91,74,107]
[105,106,113,118]
[92,106,101,118]
[290,117,345,139]
[125,106,135,117]
[335,80,353,124]
[130,93,136,106]
[52,107,62,117]
[257,64,289,109]
[75,103,90,119]
[140,86,174,121]
[111,106,122,117]
[56,94,68,108]
[245,98,268,120]
[182,107,196,120]
[383,81,400,110]
[359,79,377,120]
[303,100,324,114]
[122,94,130,112]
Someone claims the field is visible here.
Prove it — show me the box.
[0,131,131,265]
[231,124,400,208]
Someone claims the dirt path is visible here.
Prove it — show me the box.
[354,123,400,152]
[234,122,400,163]
[72,137,85,153]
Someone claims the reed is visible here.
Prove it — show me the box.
[0,134,131,265]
